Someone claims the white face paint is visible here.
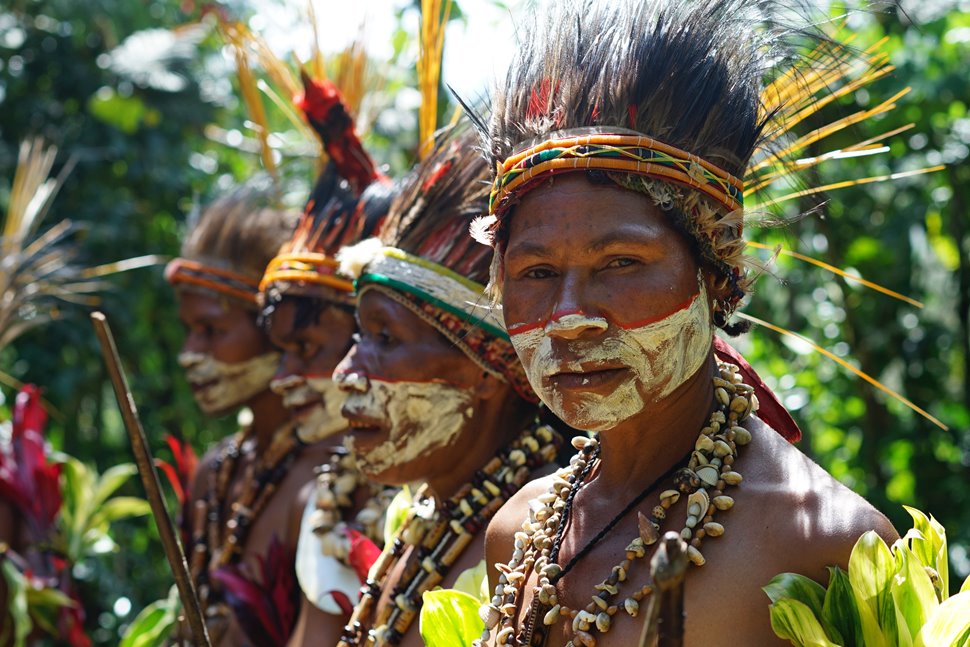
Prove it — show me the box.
[336,375,475,477]
[178,351,280,415]
[270,374,348,443]
[509,281,713,433]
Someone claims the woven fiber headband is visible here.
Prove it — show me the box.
[165,258,261,307]
[356,247,507,339]
[489,132,743,217]
[259,252,354,295]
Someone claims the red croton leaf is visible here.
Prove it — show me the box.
[0,385,62,536]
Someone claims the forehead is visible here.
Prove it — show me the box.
[505,174,681,252]
[177,291,239,321]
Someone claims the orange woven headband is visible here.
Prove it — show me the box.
[489,132,744,216]
[165,258,260,305]
[259,252,354,294]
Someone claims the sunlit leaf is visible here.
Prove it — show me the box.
[913,591,970,647]
[119,586,180,647]
[822,567,861,647]
[1,558,31,647]
[419,589,484,647]
[847,531,894,647]
[88,496,151,530]
[451,559,488,603]
[769,598,841,647]
[890,543,939,643]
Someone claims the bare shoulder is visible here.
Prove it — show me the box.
[712,415,898,594]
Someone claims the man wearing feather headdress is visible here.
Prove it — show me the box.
[470,1,901,645]
[287,124,566,647]
[166,181,336,646]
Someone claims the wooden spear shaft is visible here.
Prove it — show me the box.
[91,312,211,646]
[639,531,689,647]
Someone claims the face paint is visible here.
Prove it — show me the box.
[178,351,280,415]
[270,374,348,443]
[336,373,475,477]
[509,281,713,432]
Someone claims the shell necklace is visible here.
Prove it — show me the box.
[337,423,563,647]
[479,360,757,647]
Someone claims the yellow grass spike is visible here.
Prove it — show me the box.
[418,0,452,159]
[738,312,948,430]
[307,0,326,82]
[332,30,370,121]
[231,38,278,179]
[746,241,924,307]
[748,165,946,210]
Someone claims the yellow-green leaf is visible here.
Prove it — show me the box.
[903,506,949,599]
[119,586,180,647]
[419,589,485,647]
[384,486,413,548]
[822,567,862,647]
[847,531,893,647]
[88,496,151,529]
[452,560,488,604]
[913,591,970,647]
[1,558,31,647]
[769,598,841,647]
[891,544,939,644]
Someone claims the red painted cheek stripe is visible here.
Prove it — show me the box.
[616,291,700,330]
[507,292,701,336]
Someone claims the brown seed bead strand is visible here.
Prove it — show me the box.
[337,424,563,647]
[187,422,305,623]
[477,362,757,647]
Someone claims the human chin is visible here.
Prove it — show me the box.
[341,379,475,483]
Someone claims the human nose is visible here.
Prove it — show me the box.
[544,276,608,340]
[333,344,369,393]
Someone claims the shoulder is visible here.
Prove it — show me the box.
[736,416,898,576]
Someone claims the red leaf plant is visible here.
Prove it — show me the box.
[211,537,300,647]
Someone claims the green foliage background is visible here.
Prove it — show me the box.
[0,0,967,644]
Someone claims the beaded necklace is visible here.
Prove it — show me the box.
[479,361,757,647]
[337,423,564,647]
[188,422,304,626]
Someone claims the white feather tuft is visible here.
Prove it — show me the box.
[337,237,385,279]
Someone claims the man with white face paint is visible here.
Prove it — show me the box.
[323,125,564,647]
[257,74,402,644]
[167,178,321,646]
[469,2,901,646]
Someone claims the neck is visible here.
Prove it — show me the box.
[591,352,718,495]
[425,395,532,502]
[246,388,290,451]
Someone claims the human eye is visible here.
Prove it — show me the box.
[521,266,558,280]
[604,257,639,269]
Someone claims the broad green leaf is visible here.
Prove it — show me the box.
[119,587,180,647]
[961,573,970,594]
[383,486,413,548]
[769,598,841,647]
[91,463,139,511]
[452,559,488,604]
[913,591,970,647]
[903,506,948,599]
[419,589,485,647]
[88,496,151,529]
[1,558,31,647]
[765,572,842,643]
[847,531,893,647]
[823,567,861,647]
[890,544,939,644]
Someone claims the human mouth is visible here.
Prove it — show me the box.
[547,363,631,391]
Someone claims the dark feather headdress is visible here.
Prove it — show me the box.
[467,0,946,428]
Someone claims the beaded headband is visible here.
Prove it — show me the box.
[165,258,260,307]
[259,252,354,296]
[489,132,744,217]
[341,242,537,402]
